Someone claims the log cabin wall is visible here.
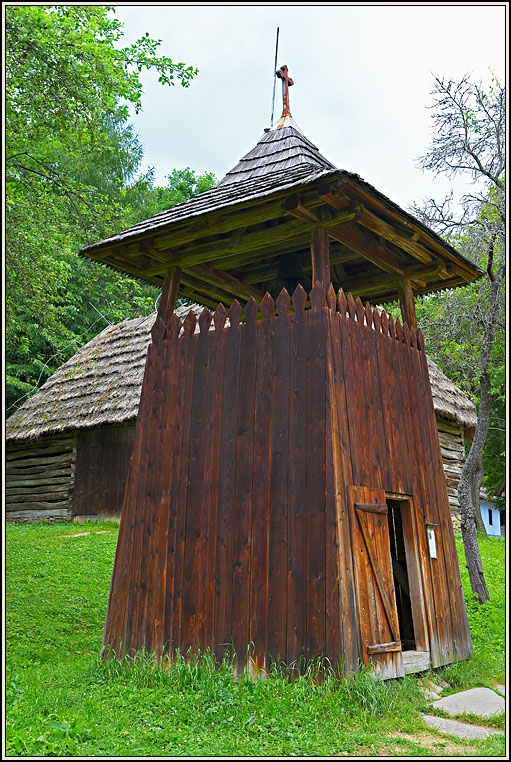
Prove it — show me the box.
[6,434,77,522]
[436,415,467,532]
[102,283,472,674]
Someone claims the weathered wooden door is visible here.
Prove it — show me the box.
[348,486,404,679]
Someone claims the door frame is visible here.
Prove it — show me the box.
[348,485,404,679]
[385,492,430,656]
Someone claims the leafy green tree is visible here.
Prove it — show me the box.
[6,164,217,415]
[4,5,213,414]
[122,167,217,226]
[413,74,505,603]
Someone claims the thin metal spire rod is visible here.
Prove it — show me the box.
[270,27,279,128]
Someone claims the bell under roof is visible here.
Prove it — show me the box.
[80,65,483,308]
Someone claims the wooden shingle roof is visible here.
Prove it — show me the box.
[217,124,336,185]
[79,101,483,307]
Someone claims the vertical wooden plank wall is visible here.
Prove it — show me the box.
[103,283,472,672]
[331,292,472,667]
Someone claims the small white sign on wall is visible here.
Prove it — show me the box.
[427,527,437,559]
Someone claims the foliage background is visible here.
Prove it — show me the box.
[5,5,214,413]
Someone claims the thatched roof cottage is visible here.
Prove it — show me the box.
[6,307,476,528]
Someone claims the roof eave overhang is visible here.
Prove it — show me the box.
[79,168,483,303]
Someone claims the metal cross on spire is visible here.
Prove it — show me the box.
[276,64,294,118]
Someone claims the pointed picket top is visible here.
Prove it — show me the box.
[291,283,307,313]
[212,302,227,331]
[395,317,404,343]
[417,328,425,352]
[151,315,166,345]
[244,296,258,324]
[380,309,389,337]
[337,288,347,317]
[167,311,181,341]
[260,291,275,322]
[310,281,326,311]
[355,296,365,323]
[183,310,197,335]
[326,283,336,311]
[199,306,212,333]
[364,302,373,329]
[403,322,411,346]
[388,313,396,339]
[228,299,242,328]
[276,287,291,317]
[373,306,381,333]
[346,292,356,321]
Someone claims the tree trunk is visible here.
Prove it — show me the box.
[472,458,486,533]
[457,260,503,604]
[458,371,492,603]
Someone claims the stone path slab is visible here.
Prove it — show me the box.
[495,684,505,696]
[422,715,504,740]
[432,687,505,717]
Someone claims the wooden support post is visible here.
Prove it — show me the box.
[159,267,182,320]
[311,228,330,289]
[397,277,417,332]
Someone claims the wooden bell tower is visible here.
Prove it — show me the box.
[81,66,481,678]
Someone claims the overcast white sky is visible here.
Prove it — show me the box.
[114,3,506,212]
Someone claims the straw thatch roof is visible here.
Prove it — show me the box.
[426,357,477,438]
[6,308,477,443]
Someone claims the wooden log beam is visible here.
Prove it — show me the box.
[5,453,74,469]
[311,228,330,289]
[335,262,457,300]
[285,197,363,228]
[141,217,310,277]
[179,287,223,311]
[180,272,241,306]
[397,277,417,331]
[185,264,263,302]
[344,178,481,280]
[159,267,182,318]
[5,502,70,512]
[6,475,73,487]
[240,244,356,287]
[211,236,310,273]
[6,441,75,459]
[6,489,73,500]
[319,187,434,264]
[357,209,433,264]
[320,204,364,227]
[327,221,405,276]
[152,199,290,251]
[284,194,321,224]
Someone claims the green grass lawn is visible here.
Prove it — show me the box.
[5,521,506,756]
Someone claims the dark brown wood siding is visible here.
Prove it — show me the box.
[6,434,76,522]
[72,424,135,520]
[103,284,472,673]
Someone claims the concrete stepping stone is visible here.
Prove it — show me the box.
[423,688,441,700]
[422,715,503,740]
[432,687,505,717]
[419,679,444,700]
[495,684,505,696]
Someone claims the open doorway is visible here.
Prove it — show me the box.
[385,494,431,673]
[387,499,415,651]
